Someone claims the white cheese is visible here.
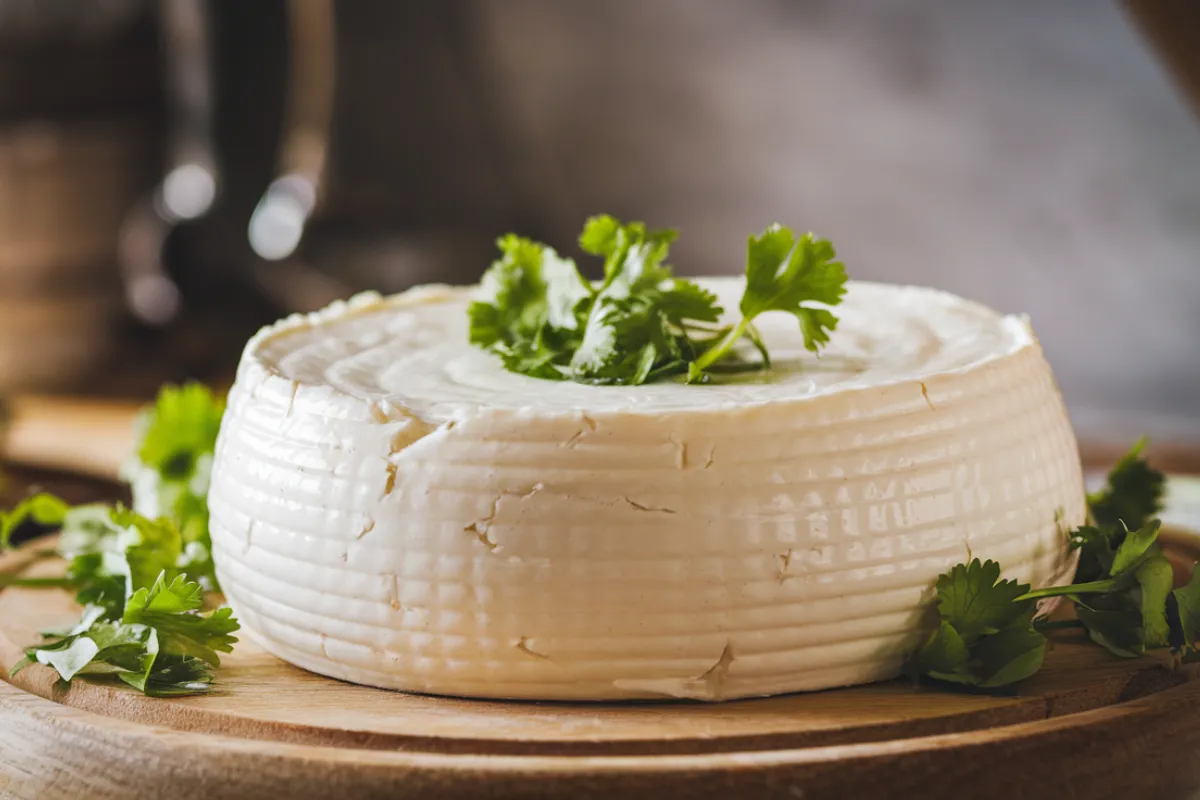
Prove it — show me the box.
[208,279,1085,701]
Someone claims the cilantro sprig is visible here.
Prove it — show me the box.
[8,504,239,696]
[468,215,848,385]
[1,382,234,697]
[122,383,225,590]
[905,560,1046,688]
[687,225,847,381]
[1086,437,1165,532]
[907,440,1200,688]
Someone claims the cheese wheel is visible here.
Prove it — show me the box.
[208,279,1085,701]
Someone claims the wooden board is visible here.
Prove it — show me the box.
[3,531,1200,799]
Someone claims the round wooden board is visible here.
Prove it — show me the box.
[4,529,1200,799]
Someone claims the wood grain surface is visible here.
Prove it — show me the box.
[3,526,1200,799]
[1,395,141,480]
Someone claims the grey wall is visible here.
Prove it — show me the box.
[473,0,1200,442]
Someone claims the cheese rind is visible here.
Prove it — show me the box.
[209,279,1084,700]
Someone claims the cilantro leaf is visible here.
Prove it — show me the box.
[571,294,680,384]
[908,621,969,678]
[20,621,158,686]
[578,214,677,290]
[469,234,557,349]
[1087,437,1164,531]
[1134,554,1174,649]
[33,636,101,681]
[656,279,722,326]
[570,217,685,384]
[12,568,238,696]
[124,573,238,666]
[578,214,621,259]
[970,624,1047,687]
[4,493,239,697]
[1172,564,1200,649]
[81,621,157,678]
[1021,441,1174,658]
[1071,442,1166,585]
[1070,524,1118,584]
[904,559,1045,688]
[135,383,225,481]
[136,654,215,696]
[0,493,69,551]
[686,224,847,382]
[3,383,233,698]
[123,382,224,590]
[932,559,1034,641]
[1109,519,1162,578]
[1074,599,1145,658]
[606,228,677,294]
[1025,519,1171,658]
[542,249,592,331]
[469,234,590,381]
[473,216,730,386]
[741,226,848,318]
[57,503,124,558]
[112,508,183,594]
[126,571,204,615]
[908,498,1179,687]
[470,216,847,386]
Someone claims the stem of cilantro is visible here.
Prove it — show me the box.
[1016,578,1117,601]
[688,316,755,379]
[744,322,771,369]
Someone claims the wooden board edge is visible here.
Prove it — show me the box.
[3,667,1200,799]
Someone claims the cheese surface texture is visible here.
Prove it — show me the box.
[209,279,1085,700]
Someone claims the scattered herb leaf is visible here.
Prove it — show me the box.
[121,383,223,590]
[0,493,69,552]
[688,226,847,382]
[904,559,1045,687]
[2,383,234,697]
[1087,437,1165,531]
[907,440,1191,688]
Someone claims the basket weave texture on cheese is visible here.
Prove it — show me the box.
[208,278,1085,700]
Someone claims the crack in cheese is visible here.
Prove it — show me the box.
[209,278,1085,701]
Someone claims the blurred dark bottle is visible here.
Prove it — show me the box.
[232,3,532,314]
[0,1,294,394]
[114,3,524,379]
[0,3,516,393]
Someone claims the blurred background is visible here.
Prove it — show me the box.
[0,0,1196,454]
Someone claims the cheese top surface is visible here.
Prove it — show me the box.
[251,279,1032,419]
